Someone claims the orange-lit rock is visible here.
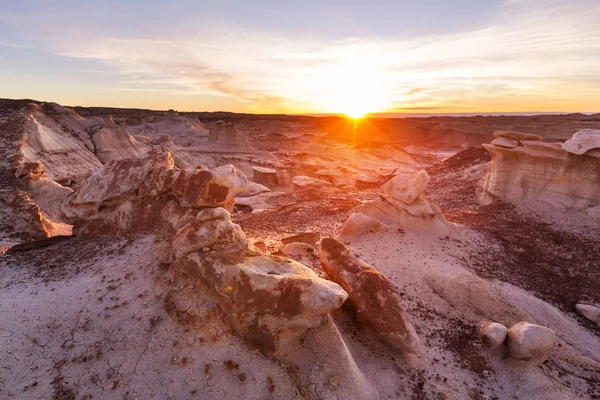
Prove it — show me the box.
[319,238,419,352]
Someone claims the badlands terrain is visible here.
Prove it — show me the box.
[1,98,599,400]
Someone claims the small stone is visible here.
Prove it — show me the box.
[507,322,556,362]
[202,247,210,253]
[575,304,600,323]
[476,321,508,350]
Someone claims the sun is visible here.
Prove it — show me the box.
[345,108,367,119]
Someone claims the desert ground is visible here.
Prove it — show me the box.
[1,98,599,400]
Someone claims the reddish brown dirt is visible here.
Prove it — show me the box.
[427,147,600,334]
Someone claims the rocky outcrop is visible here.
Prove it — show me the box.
[20,163,73,222]
[478,132,600,220]
[494,131,542,142]
[292,175,331,188]
[3,191,54,240]
[174,252,347,356]
[252,166,280,188]
[129,111,209,147]
[18,103,103,182]
[206,121,257,153]
[341,170,449,237]
[92,117,148,163]
[319,238,419,352]
[507,322,556,362]
[281,232,320,247]
[62,152,348,356]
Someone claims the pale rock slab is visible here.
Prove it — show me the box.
[319,238,419,352]
[494,130,543,142]
[477,321,508,350]
[562,129,600,155]
[507,322,556,362]
[575,304,600,324]
[292,175,331,188]
[491,137,518,148]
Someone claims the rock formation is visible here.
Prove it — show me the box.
[129,111,209,147]
[561,129,600,156]
[206,121,257,153]
[61,152,348,356]
[478,131,600,220]
[92,117,148,163]
[2,191,54,240]
[477,321,508,350]
[340,170,450,238]
[319,238,419,352]
[507,322,556,362]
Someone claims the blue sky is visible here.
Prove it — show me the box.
[1,0,599,114]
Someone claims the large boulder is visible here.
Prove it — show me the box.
[507,322,556,362]
[174,252,348,356]
[341,170,449,237]
[318,238,419,352]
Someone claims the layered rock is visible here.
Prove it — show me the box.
[129,111,209,147]
[19,163,73,222]
[341,170,449,238]
[319,238,419,352]
[3,191,54,240]
[61,152,348,356]
[92,117,148,163]
[18,103,103,182]
[478,132,600,220]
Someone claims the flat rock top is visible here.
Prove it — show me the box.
[252,166,277,174]
[562,129,600,154]
[494,130,543,142]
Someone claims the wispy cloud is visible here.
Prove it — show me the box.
[3,0,600,113]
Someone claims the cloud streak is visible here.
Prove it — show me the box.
[2,0,600,113]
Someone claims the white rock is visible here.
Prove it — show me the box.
[292,175,331,188]
[381,170,430,204]
[562,129,600,155]
[507,322,556,362]
[491,137,518,149]
[575,304,600,323]
[476,321,508,350]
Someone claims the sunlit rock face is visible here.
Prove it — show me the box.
[478,131,600,220]
[61,151,348,357]
[174,252,348,356]
[340,170,450,238]
[18,103,103,182]
[319,238,419,353]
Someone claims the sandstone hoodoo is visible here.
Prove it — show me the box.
[479,131,600,220]
[319,238,419,353]
[340,169,449,238]
[561,129,600,155]
[60,151,348,357]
